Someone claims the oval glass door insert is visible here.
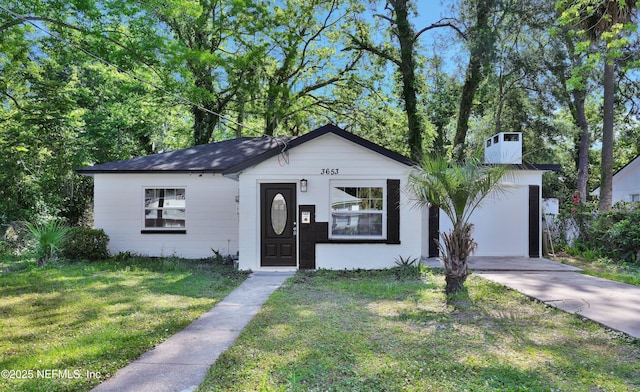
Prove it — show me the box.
[271,193,287,235]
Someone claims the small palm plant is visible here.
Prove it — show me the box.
[408,155,510,294]
[26,220,70,266]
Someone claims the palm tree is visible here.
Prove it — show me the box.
[408,156,509,294]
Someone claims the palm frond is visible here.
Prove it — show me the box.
[407,156,511,227]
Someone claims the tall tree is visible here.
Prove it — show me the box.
[147,0,268,144]
[558,0,638,210]
[452,0,498,163]
[350,0,470,161]
[349,0,426,161]
[544,28,594,203]
[257,0,363,136]
[424,56,459,157]
[0,2,190,222]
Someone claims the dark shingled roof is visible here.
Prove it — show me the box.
[76,136,295,174]
[76,124,560,175]
[76,124,416,175]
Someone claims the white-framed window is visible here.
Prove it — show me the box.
[631,194,640,203]
[144,188,186,229]
[330,180,386,239]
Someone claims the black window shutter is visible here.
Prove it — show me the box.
[428,205,440,257]
[387,179,400,244]
[528,185,540,257]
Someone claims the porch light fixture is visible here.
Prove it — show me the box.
[300,178,308,192]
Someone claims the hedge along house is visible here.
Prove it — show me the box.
[77,125,558,270]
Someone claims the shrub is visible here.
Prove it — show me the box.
[393,255,431,280]
[607,209,640,263]
[561,202,640,264]
[26,220,71,265]
[1,221,31,254]
[62,227,110,261]
[211,248,236,266]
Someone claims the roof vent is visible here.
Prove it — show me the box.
[484,132,522,164]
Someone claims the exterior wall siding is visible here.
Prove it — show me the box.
[238,133,423,271]
[611,158,640,204]
[438,170,543,258]
[93,173,238,258]
[591,155,640,204]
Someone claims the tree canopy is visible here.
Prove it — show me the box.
[0,0,638,223]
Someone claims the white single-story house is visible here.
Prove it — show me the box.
[77,125,559,270]
[591,154,640,204]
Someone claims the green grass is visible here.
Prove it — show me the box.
[199,267,640,391]
[557,255,640,286]
[0,253,249,392]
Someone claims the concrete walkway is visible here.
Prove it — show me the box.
[91,272,293,392]
[425,256,640,339]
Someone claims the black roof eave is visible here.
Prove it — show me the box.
[518,163,561,171]
[611,154,640,179]
[483,163,561,171]
[591,153,639,193]
[223,124,415,175]
[76,169,225,175]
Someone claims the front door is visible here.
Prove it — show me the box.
[261,183,297,267]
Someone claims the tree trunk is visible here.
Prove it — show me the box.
[439,223,477,294]
[445,274,467,295]
[599,59,615,211]
[453,56,482,163]
[264,82,284,137]
[391,0,423,162]
[452,0,495,163]
[192,105,220,145]
[573,89,590,203]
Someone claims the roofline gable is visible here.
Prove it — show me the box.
[591,153,640,194]
[613,154,640,180]
[223,124,415,174]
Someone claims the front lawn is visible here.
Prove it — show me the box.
[557,255,640,286]
[200,267,640,391]
[0,254,249,392]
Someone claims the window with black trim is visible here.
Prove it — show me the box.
[144,188,186,229]
[330,181,386,239]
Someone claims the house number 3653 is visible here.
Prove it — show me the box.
[320,168,340,175]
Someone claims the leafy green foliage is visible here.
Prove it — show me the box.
[0,0,638,226]
[562,202,640,264]
[62,227,110,261]
[408,154,509,293]
[609,213,640,261]
[392,255,431,280]
[0,4,191,224]
[408,155,510,227]
[25,220,70,265]
[556,0,639,211]
[559,255,640,286]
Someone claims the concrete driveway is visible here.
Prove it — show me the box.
[425,256,640,339]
